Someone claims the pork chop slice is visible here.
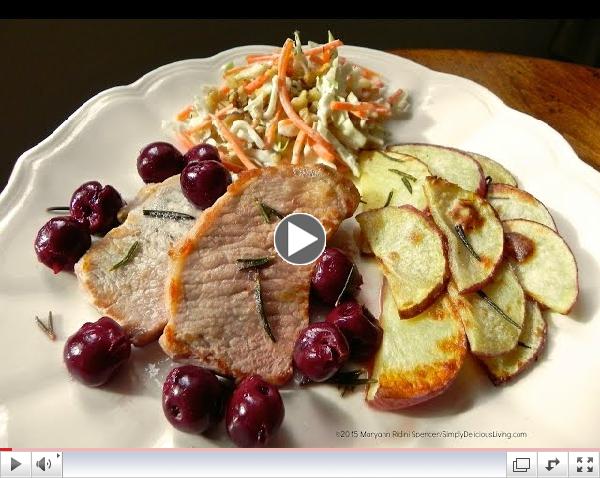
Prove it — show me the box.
[160,165,360,385]
[75,175,199,346]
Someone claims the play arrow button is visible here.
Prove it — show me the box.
[10,458,21,471]
[274,213,326,265]
[287,221,318,256]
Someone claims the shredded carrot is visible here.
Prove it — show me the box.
[185,118,212,135]
[330,101,391,116]
[176,105,193,121]
[221,158,245,173]
[218,85,231,97]
[291,131,307,165]
[176,131,194,150]
[303,39,344,57]
[309,139,338,163]
[246,54,278,64]
[244,72,271,93]
[277,38,338,160]
[309,53,325,65]
[210,115,256,170]
[264,106,283,149]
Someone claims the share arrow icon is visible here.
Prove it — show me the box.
[546,458,560,471]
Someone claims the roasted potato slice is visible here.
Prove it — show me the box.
[487,183,556,230]
[367,286,467,410]
[468,152,518,187]
[358,150,430,211]
[388,143,486,195]
[503,219,578,314]
[480,300,547,384]
[448,263,525,357]
[424,176,504,293]
[356,206,449,318]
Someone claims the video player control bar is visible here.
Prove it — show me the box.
[1,450,598,477]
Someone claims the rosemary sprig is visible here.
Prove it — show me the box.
[377,151,403,163]
[255,199,284,223]
[236,256,275,270]
[383,191,394,207]
[253,272,276,342]
[518,341,532,349]
[335,263,356,307]
[388,168,417,182]
[454,224,481,261]
[327,370,377,396]
[143,209,195,221]
[45,206,70,213]
[477,291,522,329]
[35,311,56,341]
[110,241,140,271]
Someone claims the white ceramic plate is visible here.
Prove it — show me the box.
[1,45,599,448]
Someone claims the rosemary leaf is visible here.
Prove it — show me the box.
[143,209,195,221]
[518,341,532,349]
[477,291,522,329]
[388,168,417,182]
[255,199,284,223]
[454,224,481,261]
[110,241,140,271]
[46,206,70,213]
[335,263,356,307]
[487,196,509,200]
[383,191,394,207]
[237,256,275,270]
[359,198,367,205]
[401,177,413,194]
[327,370,377,396]
[254,272,276,342]
[35,313,56,341]
[376,151,403,163]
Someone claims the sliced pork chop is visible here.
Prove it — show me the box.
[160,166,360,385]
[75,176,199,346]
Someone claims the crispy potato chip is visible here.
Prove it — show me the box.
[424,176,504,293]
[503,219,578,314]
[487,183,556,230]
[367,286,466,410]
[388,143,486,195]
[357,206,449,318]
[480,300,546,384]
[448,263,525,357]
[468,152,518,187]
[358,150,430,211]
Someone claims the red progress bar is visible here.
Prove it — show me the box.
[0,448,12,451]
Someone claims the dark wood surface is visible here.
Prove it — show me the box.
[391,49,600,171]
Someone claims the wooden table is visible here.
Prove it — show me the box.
[391,49,600,172]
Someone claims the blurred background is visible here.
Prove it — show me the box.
[1,18,598,190]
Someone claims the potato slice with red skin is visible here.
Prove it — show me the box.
[447,263,525,357]
[503,219,578,314]
[388,143,486,196]
[367,285,467,410]
[358,150,431,211]
[480,300,547,385]
[487,183,556,230]
[357,205,449,318]
[468,152,518,187]
[424,176,504,293]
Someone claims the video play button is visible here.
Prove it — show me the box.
[274,213,326,265]
[11,458,21,471]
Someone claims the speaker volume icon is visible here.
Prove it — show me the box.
[35,457,52,471]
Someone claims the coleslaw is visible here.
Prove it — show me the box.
[164,33,409,176]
